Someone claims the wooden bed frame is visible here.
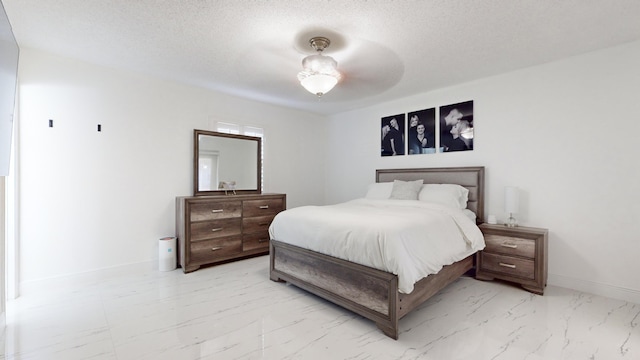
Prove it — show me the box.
[269,166,485,339]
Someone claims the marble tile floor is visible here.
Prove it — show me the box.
[1,256,638,360]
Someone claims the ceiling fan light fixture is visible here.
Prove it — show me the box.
[297,37,341,97]
[299,72,339,96]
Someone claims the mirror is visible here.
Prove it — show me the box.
[194,129,262,196]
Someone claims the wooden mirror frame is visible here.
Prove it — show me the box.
[193,129,262,196]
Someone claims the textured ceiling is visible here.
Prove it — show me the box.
[4,0,640,115]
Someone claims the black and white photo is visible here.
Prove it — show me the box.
[381,114,405,156]
[407,108,436,155]
[439,101,474,152]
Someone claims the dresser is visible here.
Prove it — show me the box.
[475,224,548,295]
[176,193,286,273]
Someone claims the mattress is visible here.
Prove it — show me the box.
[269,198,485,293]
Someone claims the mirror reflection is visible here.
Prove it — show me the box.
[194,130,261,195]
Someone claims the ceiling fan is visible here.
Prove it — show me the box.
[291,30,405,101]
[296,36,342,97]
[234,29,404,103]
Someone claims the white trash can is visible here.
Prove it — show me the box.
[159,236,177,271]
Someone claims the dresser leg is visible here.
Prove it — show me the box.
[521,285,544,295]
[183,264,200,273]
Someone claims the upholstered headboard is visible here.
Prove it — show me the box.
[376,167,485,224]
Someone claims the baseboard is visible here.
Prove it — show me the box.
[548,273,640,304]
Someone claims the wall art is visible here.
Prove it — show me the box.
[381,113,406,156]
[439,100,474,152]
[407,108,436,155]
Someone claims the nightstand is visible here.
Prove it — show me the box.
[476,223,548,295]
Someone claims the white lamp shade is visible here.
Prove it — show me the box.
[297,53,341,96]
[299,74,339,95]
[504,186,519,214]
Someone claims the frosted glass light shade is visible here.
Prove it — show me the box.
[504,186,520,214]
[299,74,338,96]
[297,54,341,96]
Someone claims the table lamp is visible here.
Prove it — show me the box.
[504,186,519,227]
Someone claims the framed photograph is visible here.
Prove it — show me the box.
[407,108,436,155]
[381,114,406,156]
[439,100,474,152]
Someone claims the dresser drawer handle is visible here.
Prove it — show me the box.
[258,239,269,243]
[499,262,516,269]
[501,243,518,249]
[211,228,223,232]
[211,247,222,251]
[211,209,224,213]
[258,205,270,209]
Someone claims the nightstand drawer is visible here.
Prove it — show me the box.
[190,201,242,221]
[480,252,535,280]
[190,237,242,263]
[484,234,535,258]
[190,218,242,241]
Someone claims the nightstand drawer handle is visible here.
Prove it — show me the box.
[499,262,516,269]
[211,228,223,232]
[259,222,270,226]
[258,205,269,209]
[211,209,224,213]
[211,247,222,251]
[258,239,269,243]
[501,243,518,249]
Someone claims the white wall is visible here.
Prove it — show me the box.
[325,40,640,303]
[17,48,327,283]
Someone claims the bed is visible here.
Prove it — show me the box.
[269,166,485,339]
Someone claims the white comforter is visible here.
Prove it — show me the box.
[269,198,485,294]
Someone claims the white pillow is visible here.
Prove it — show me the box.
[418,184,469,209]
[462,209,477,222]
[365,182,394,199]
[389,179,424,200]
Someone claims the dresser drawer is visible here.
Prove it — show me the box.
[190,237,242,263]
[243,215,275,234]
[480,252,535,280]
[243,198,284,217]
[243,232,270,252]
[190,218,242,241]
[190,201,242,221]
[484,234,535,258]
